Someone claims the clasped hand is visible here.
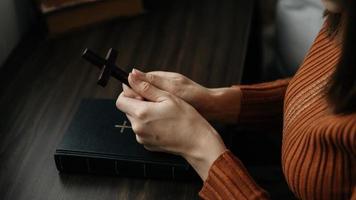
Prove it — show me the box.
[116,69,227,180]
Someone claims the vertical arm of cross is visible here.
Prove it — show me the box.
[97,48,118,87]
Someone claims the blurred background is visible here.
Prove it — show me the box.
[0,0,325,79]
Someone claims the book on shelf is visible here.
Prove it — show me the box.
[54,99,198,180]
[36,0,145,35]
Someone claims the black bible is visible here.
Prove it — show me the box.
[54,99,197,179]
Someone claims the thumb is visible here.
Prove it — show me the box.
[129,71,169,102]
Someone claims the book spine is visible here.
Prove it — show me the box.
[54,154,198,180]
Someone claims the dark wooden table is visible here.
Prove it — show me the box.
[0,0,255,199]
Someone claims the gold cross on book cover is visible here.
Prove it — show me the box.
[115,120,132,133]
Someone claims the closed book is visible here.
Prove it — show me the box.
[37,0,144,35]
[54,99,198,180]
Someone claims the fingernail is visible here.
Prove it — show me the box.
[129,72,140,83]
[133,68,144,76]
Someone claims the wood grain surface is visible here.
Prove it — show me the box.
[0,0,254,199]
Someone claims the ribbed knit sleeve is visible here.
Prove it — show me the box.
[199,150,270,200]
[234,78,291,132]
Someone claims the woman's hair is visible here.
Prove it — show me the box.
[324,10,342,37]
[325,0,356,114]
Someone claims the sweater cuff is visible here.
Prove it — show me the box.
[199,150,269,200]
[232,78,290,131]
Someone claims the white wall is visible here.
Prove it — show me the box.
[0,0,34,67]
[276,0,324,75]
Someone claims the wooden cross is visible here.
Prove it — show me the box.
[82,48,129,87]
[114,120,132,133]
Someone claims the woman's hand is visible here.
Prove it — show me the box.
[122,69,242,123]
[116,71,227,180]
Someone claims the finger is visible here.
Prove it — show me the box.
[135,133,155,144]
[148,71,183,79]
[143,145,161,152]
[125,114,146,137]
[132,69,173,91]
[116,92,150,117]
[122,83,144,100]
[125,114,135,124]
[125,114,138,130]
[129,71,170,102]
[135,69,180,79]
[136,135,146,145]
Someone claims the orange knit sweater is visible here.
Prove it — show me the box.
[199,27,356,199]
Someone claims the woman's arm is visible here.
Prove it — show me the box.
[236,78,291,132]
[206,78,291,130]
